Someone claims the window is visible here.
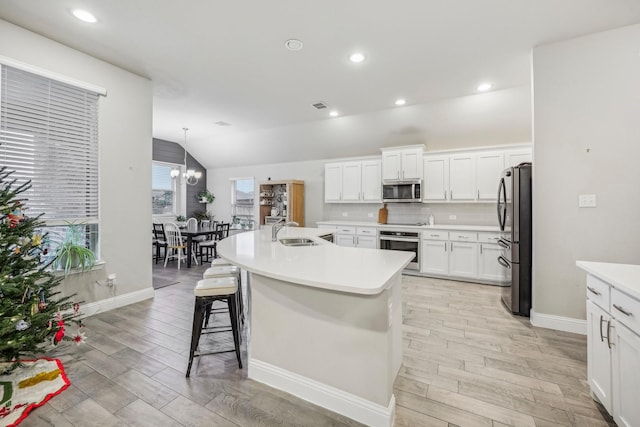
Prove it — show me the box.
[231,177,255,225]
[0,64,101,262]
[152,162,178,215]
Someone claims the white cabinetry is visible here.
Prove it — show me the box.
[477,233,508,282]
[448,231,477,278]
[334,225,378,248]
[381,146,424,181]
[421,230,449,275]
[581,267,640,427]
[423,146,531,203]
[324,160,381,203]
[423,156,449,201]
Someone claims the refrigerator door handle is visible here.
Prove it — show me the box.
[497,256,511,269]
[497,177,507,231]
[497,238,510,249]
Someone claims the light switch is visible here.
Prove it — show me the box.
[448,215,457,220]
[342,212,349,217]
[579,194,597,208]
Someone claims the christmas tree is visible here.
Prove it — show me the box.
[0,167,82,374]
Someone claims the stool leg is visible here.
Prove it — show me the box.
[187,297,205,377]
[236,271,245,326]
[228,296,243,369]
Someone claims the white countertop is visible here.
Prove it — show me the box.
[316,220,502,233]
[577,261,640,301]
[217,227,413,295]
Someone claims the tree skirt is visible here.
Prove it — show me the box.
[0,358,70,427]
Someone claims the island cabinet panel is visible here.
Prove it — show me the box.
[587,299,612,413]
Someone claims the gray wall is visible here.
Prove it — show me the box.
[532,23,640,320]
[0,19,153,306]
[153,137,207,219]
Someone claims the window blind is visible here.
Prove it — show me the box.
[0,65,99,224]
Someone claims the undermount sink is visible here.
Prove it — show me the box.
[279,237,318,247]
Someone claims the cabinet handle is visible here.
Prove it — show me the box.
[599,315,606,342]
[339,192,342,200]
[444,190,447,200]
[587,286,601,296]
[606,320,613,349]
[477,189,480,200]
[458,235,468,239]
[451,242,454,252]
[353,236,356,245]
[480,243,483,254]
[450,190,453,199]
[430,234,439,237]
[613,304,633,317]
[444,242,447,252]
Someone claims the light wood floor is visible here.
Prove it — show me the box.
[21,264,614,426]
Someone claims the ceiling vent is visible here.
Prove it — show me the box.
[215,121,231,126]
[312,102,327,110]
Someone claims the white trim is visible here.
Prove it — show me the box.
[248,358,395,427]
[0,55,107,95]
[530,309,586,335]
[77,287,154,318]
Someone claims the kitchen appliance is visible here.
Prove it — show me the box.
[497,162,532,317]
[382,179,421,203]
[379,230,420,270]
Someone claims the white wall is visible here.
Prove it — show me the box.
[0,20,153,304]
[532,24,640,320]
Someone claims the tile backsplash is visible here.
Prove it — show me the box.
[323,202,497,226]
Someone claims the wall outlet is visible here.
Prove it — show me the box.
[342,212,348,217]
[107,274,116,287]
[367,212,374,218]
[448,214,457,220]
[578,194,597,208]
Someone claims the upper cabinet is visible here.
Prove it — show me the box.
[381,145,425,181]
[324,159,381,203]
[423,145,531,203]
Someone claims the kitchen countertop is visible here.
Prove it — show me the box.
[316,220,502,233]
[217,227,413,295]
[576,261,640,301]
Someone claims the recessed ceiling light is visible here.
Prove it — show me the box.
[284,39,303,51]
[349,52,366,63]
[394,99,407,106]
[329,110,339,117]
[477,82,493,92]
[71,9,97,23]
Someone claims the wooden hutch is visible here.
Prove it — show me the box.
[258,180,304,227]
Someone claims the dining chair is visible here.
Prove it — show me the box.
[198,222,230,263]
[164,222,198,269]
[152,223,168,264]
[197,220,218,264]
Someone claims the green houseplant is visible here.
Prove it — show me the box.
[52,222,96,275]
[198,190,215,203]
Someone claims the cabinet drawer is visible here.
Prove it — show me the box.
[357,227,377,236]
[449,231,478,242]
[478,233,502,244]
[422,230,448,241]
[336,225,356,234]
[586,275,610,310]
[611,289,640,333]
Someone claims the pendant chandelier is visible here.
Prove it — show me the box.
[170,127,202,186]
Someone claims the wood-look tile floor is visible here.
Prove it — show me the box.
[21,264,615,426]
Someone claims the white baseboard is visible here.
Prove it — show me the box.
[249,358,395,427]
[78,287,155,318]
[530,309,586,335]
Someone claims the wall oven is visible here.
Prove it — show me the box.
[379,230,420,270]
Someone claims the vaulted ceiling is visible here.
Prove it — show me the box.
[1,1,639,167]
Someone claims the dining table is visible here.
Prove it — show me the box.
[180,226,219,268]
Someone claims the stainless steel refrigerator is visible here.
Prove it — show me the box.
[497,163,532,317]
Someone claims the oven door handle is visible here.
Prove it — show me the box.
[379,236,420,243]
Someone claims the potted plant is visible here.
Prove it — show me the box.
[194,210,214,221]
[198,190,215,204]
[175,215,187,227]
[53,222,96,275]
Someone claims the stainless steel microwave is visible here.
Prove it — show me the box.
[382,179,422,202]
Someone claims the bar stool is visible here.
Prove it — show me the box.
[186,277,242,377]
[203,265,244,326]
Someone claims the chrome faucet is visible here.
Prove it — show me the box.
[272,219,299,241]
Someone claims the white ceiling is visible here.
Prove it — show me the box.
[1,1,639,168]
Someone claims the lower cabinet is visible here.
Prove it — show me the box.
[449,241,477,278]
[477,243,507,282]
[421,239,449,275]
[335,226,378,249]
[584,273,640,427]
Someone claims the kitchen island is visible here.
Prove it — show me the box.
[217,227,412,427]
